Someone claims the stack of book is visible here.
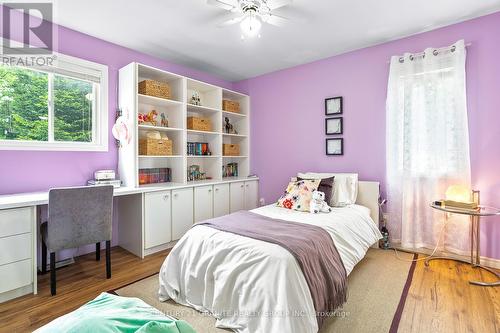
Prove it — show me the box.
[434,200,479,212]
[187,142,209,156]
[138,168,172,185]
[223,162,238,178]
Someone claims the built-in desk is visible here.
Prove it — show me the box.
[0,177,259,302]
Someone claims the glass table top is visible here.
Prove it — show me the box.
[430,203,500,216]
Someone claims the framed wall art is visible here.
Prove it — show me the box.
[325,117,343,135]
[326,138,343,156]
[325,96,343,115]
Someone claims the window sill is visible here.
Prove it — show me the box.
[0,140,108,152]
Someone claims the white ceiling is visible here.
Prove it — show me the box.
[52,0,500,81]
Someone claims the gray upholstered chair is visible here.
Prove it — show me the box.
[41,185,114,296]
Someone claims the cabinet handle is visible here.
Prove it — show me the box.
[246,184,249,187]
[208,189,212,192]
[174,193,178,197]
[164,194,169,200]
[240,184,244,188]
[215,188,219,191]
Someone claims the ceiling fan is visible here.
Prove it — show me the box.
[207,0,293,38]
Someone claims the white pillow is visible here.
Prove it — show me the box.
[297,172,358,207]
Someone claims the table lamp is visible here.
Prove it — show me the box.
[445,185,472,203]
[439,185,479,209]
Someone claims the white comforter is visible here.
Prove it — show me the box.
[159,204,382,333]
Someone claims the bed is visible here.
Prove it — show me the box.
[159,181,382,333]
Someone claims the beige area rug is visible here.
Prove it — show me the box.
[114,249,416,333]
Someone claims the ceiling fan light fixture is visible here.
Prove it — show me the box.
[240,10,262,38]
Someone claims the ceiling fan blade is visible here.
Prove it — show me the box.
[266,0,293,10]
[207,0,238,11]
[263,13,289,27]
[218,15,245,27]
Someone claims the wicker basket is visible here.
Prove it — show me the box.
[187,117,212,131]
[139,138,173,156]
[138,80,171,99]
[223,144,240,156]
[222,100,240,113]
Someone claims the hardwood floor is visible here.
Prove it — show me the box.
[399,259,499,333]
[0,247,169,332]
[0,247,498,333]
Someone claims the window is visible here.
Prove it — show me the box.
[0,52,108,151]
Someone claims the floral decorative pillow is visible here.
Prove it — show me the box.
[277,179,320,212]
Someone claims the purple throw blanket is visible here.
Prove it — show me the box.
[195,210,347,328]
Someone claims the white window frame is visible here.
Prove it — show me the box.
[0,50,108,152]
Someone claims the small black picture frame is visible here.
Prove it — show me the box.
[326,138,343,156]
[325,117,343,135]
[325,96,343,115]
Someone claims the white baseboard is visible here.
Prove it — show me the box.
[480,256,500,270]
[391,243,500,269]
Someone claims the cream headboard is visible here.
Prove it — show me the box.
[356,181,380,228]
[291,177,380,228]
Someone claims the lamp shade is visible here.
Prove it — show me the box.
[445,185,471,203]
[240,11,262,38]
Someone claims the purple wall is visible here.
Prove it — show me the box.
[235,12,500,260]
[0,10,232,196]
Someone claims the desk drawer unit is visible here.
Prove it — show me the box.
[0,233,32,266]
[0,207,32,238]
[0,259,32,294]
[0,207,36,303]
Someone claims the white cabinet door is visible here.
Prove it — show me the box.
[213,183,230,217]
[194,186,213,223]
[144,191,172,249]
[244,180,259,210]
[230,182,245,213]
[171,188,194,241]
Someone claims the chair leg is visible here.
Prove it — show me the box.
[50,252,56,296]
[41,241,47,275]
[96,242,101,261]
[106,240,111,279]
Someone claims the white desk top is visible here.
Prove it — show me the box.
[0,177,259,210]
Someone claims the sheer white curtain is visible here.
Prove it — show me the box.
[386,40,471,254]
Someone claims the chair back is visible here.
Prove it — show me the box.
[47,185,113,252]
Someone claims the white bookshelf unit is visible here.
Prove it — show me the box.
[118,63,251,188]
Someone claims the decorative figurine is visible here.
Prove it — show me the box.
[160,113,168,127]
[190,91,201,106]
[141,110,157,126]
[224,117,238,134]
[188,165,203,181]
[138,113,145,124]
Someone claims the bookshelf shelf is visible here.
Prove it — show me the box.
[187,155,221,158]
[139,155,183,158]
[187,129,221,135]
[138,125,183,132]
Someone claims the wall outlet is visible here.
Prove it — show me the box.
[259,198,265,206]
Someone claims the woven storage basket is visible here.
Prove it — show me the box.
[222,100,240,113]
[187,117,211,131]
[223,144,240,156]
[138,80,171,99]
[139,138,173,156]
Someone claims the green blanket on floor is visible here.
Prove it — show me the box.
[35,292,196,333]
